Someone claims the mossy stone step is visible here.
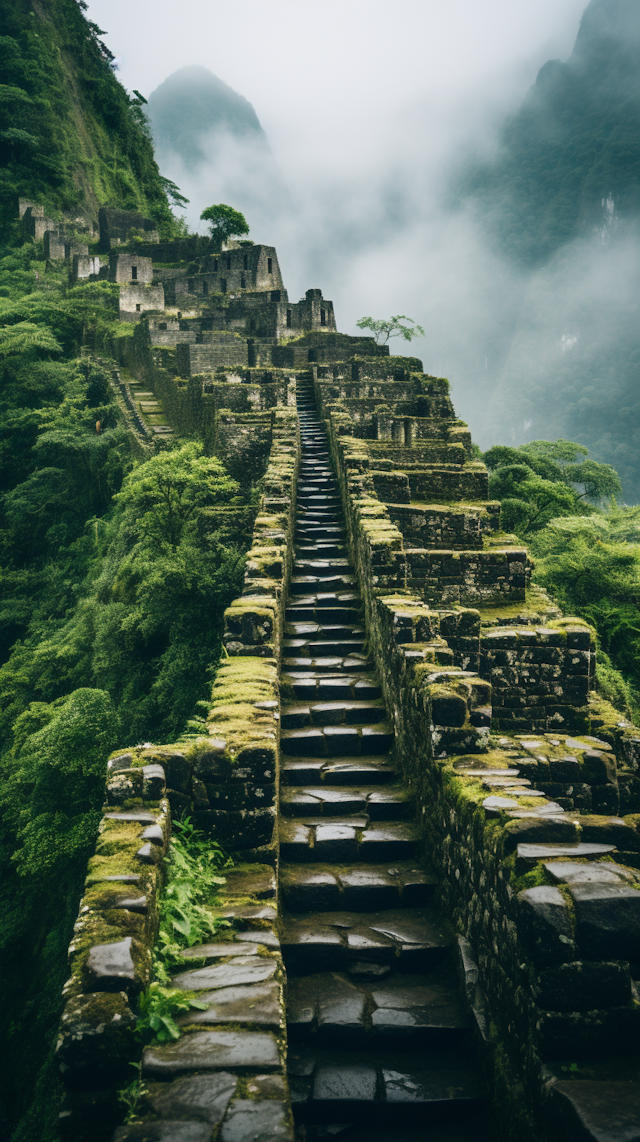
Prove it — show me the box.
[282,757,397,786]
[289,576,358,594]
[287,969,469,1047]
[279,818,417,863]
[282,656,373,674]
[281,784,414,820]
[280,724,394,757]
[289,1045,483,1122]
[281,907,451,974]
[281,862,435,912]
[281,673,380,701]
[280,700,387,729]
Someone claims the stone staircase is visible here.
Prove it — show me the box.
[279,377,490,1138]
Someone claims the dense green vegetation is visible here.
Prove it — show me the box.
[0,0,180,235]
[0,7,253,1131]
[483,439,640,718]
[0,241,249,1140]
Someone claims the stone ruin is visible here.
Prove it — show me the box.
[17,214,639,1142]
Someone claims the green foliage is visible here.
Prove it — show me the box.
[356,314,425,346]
[136,983,208,1043]
[199,203,249,250]
[134,819,227,1047]
[482,438,621,535]
[154,817,228,977]
[529,509,640,714]
[0,687,119,1142]
[2,687,118,877]
[484,438,640,715]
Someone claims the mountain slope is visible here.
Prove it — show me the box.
[146,64,267,170]
[462,0,640,264]
[0,0,177,232]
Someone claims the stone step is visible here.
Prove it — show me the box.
[280,723,394,756]
[294,559,353,575]
[283,639,367,658]
[280,700,387,729]
[289,1045,484,1124]
[281,784,414,820]
[287,969,469,1048]
[279,818,418,862]
[281,673,381,701]
[282,656,373,674]
[281,861,436,911]
[295,529,347,541]
[281,907,451,974]
[284,622,365,637]
[296,544,348,558]
[282,756,397,786]
[289,576,358,594]
[285,605,362,624]
[287,592,361,609]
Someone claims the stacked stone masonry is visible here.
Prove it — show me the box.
[46,219,640,1142]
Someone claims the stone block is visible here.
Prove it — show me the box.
[142,764,166,799]
[544,1078,640,1142]
[56,992,136,1086]
[535,961,632,1011]
[83,936,147,993]
[517,886,576,965]
[571,883,640,959]
[538,1005,640,1059]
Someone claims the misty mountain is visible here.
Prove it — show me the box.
[456,0,640,501]
[146,66,291,238]
[146,66,267,170]
[462,0,640,265]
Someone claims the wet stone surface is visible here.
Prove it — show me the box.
[279,380,485,1134]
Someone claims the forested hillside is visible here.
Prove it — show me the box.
[0,5,248,1140]
[0,0,177,234]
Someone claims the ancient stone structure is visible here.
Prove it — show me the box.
[51,230,640,1142]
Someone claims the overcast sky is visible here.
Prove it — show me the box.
[87,0,586,151]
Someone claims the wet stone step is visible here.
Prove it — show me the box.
[294,559,352,573]
[281,785,414,820]
[281,908,451,974]
[281,862,435,911]
[287,970,469,1047]
[289,1045,483,1123]
[284,622,365,637]
[287,592,360,609]
[279,818,418,862]
[282,657,373,675]
[280,724,394,757]
[282,757,397,786]
[289,577,358,595]
[285,607,362,625]
[286,639,366,655]
[281,701,387,729]
[281,674,381,701]
[296,545,348,558]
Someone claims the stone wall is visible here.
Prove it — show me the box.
[322,381,640,1142]
[55,408,299,1142]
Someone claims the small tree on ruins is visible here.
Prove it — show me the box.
[356,314,425,346]
[199,203,250,252]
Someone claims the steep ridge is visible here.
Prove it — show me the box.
[279,376,489,1138]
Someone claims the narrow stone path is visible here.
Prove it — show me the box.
[279,376,489,1139]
